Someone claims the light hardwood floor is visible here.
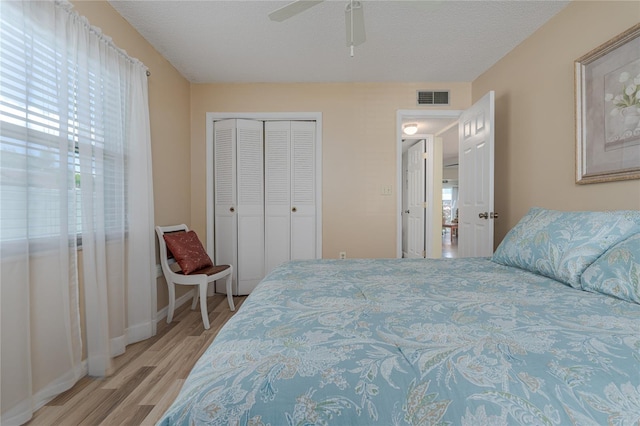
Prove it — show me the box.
[26,294,246,426]
[442,229,458,258]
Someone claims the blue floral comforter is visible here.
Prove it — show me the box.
[158,258,640,425]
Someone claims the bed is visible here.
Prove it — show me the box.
[158,208,640,425]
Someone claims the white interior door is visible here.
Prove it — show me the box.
[213,119,238,292]
[407,140,426,258]
[402,153,409,258]
[264,121,316,277]
[208,112,322,294]
[289,121,316,261]
[458,91,495,257]
[236,119,265,294]
[264,121,291,275]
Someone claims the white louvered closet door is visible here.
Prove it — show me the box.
[214,119,265,295]
[290,121,316,261]
[214,119,237,289]
[264,121,291,275]
[236,119,265,294]
[264,121,316,277]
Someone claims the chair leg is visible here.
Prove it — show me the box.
[166,283,176,324]
[226,273,235,311]
[191,290,199,311]
[199,283,210,330]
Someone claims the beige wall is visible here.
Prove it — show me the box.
[71,1,193,310]
[473,1,640,243]
[72,0,640,310]
[190,83,471,258]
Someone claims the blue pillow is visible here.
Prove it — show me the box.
[492,208,639,288]
[581,233,640,304]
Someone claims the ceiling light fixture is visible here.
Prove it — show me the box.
[403,123,418,135]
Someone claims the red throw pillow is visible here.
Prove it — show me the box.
[163,230,213,274]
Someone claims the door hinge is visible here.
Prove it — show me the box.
[422,250,426,258]
[422,202,428,208]
[422,152,428,160]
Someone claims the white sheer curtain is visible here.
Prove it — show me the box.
[0,1,156,424]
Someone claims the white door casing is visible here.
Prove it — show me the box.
[407,140,426,258]
[458,91,495,257]
[425,136,443,258]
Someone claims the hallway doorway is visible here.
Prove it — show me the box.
[396,109,461,259]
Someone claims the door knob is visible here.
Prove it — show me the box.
[405,210,410,214]
[229,207,235,213]
[478,212,489,219]
[292,207,297,212]
[490,212,499,219]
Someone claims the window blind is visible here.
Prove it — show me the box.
[0,2,127,243]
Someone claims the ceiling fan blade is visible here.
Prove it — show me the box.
[345,0,365,47]
[268,0,324,22]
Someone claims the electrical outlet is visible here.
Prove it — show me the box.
[339,251,347,259]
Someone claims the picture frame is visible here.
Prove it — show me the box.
[575,23,640,184]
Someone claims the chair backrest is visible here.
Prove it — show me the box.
[155,224,189,278]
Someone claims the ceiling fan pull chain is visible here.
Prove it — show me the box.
[349,0,355,57]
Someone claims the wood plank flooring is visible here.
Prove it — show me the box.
[442,230,458,258]
[26,294,246,426]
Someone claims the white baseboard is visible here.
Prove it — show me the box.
[2,361,87,426]
[156,289,195,321]
[156,262,195,321]
[156,262,218,318]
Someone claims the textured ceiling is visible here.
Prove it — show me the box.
[108,0,569,84]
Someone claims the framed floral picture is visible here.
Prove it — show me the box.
[575,23,640,184]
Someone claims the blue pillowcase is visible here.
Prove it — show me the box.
[581,233,640,304]
[492,207,639,288]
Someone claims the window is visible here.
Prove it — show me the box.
[442,187,453,223]
[0,6,127,243]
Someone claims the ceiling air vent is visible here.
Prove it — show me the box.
[417,90,450,106]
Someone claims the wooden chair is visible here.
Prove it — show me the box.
[155,224,234,329]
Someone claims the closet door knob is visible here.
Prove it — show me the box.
[229,207,235,213]
[478,212,488,219]
[292,207,297,212]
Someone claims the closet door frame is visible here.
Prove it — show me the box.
[205,112,323,292]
